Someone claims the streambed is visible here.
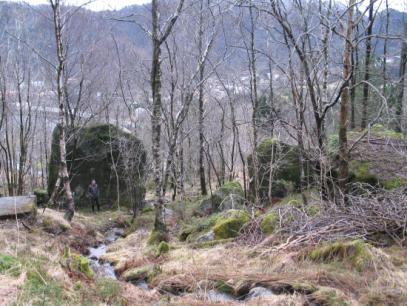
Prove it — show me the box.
[87,227,124,279]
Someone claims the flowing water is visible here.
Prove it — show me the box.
[87,227,124,279]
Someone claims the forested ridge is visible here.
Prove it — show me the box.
[0,0,406,305]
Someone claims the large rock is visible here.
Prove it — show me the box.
[195,181,245,215]
[48,124,146,209]
[248,138,307,204]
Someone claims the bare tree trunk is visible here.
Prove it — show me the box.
[338,0,355,195]
[50,0,74,221]
[361,0,374,129]
[198,0,207,195]
[150,0,185,233]
[396,22,407,133]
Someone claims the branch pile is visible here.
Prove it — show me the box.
[238,188,407,251]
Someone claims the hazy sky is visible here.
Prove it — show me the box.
[6,0,151,11]
[5,0,407,12]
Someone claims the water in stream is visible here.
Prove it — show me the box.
[86,227,277,303]
[87,227,124,279]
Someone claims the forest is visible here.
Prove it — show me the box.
[0,0,406,305]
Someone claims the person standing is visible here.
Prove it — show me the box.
[88,179,100,212]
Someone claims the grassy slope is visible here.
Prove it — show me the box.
[1,198,406,305]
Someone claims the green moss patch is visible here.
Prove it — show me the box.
[306,240,373,272]
[72,254,94,279]
[156,241,170,256]
[349,161,379,186]
[212,210,250,239]
[147,229,168,246]
[122,264,161,282]
[260,212,279,235]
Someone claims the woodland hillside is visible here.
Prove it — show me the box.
[0,0,407,305]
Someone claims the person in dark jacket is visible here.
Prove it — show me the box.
[88,179,100,212]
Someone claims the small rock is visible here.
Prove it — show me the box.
[196,230,215,242]
[245,287,274,300]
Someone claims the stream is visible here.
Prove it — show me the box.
[87,227,124,279]
[86,227,277,303]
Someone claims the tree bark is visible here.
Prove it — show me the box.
[338,0,355,195]
[361,0,374,129]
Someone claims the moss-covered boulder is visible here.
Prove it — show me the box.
[72,254,93,279]
[33,189,49,206]
[195,181,245,215]
[212,210,250,239]
[122,264,161,282]
[305,240,373,272]
[248,138,309,204]
[48,124,146,209]
[179,214,220,242]
[260,212,279,235]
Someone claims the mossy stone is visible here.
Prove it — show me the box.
[147,229,168,246]
[72,254,93,279]
[212,210,249,239]
[33,189,49,206]
[248,138,309,203]
[260,212,279,235]
[48,124,146,209]
[307,240,372,272]
[122,264,161,282]
[156,241,169,256]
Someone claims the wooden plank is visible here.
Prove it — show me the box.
[0,196,36,217]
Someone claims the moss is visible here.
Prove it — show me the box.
[156,241,170,256]
[33,188,49,206]
[349,161,379,186]
[383,177,407,190]
[179,214,220,242]
[214,280,234,295]
[260,212,279,235]
[212,210,249,239]
[218,181,244,196]
[147,229,168,246]
[122,264,161,282]
[95,278,122,303]
[190,238,234,249]
[306,204,320,217]
[310,286,349,306]
[0,254,22,277]
[72,254,94,279]
[307,240,372,272]
[248,138,309,203]
[208,181,245,212]
[371,124,405,140]
[48,124,146,210]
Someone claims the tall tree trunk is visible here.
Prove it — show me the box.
[50,0,74,221]
[396,22,407,133]
[338,0,355,195]
[198,0,207,195]
[361,0,374,129]
[150,0,185,233]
